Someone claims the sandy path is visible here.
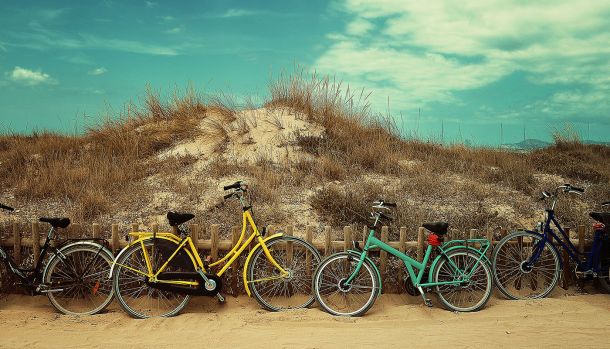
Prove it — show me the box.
[0,291,609,348]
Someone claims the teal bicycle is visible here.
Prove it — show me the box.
[313,201,493,316]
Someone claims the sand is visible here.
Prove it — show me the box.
[1,291,609,349]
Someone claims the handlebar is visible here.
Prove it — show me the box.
[0,203,14,211]
[372,200,397,209]
[224,181,243,191]
[557,184,584,195]
[602,201,610,207]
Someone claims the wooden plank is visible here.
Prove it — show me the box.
[191,224,200,248]
[231,225,240,297]
[32,222,40,267]
[398,227,407,283]
[305,226,313,277]
[417,227,425,261]
[92,223,101,239]
[324,226,332,256]
[578,225,585,253]
[380,226,388,289]
[286,225,294,264]
[111,224,120,253]
[210,224,219,261]
[70,223,81,239]
[12,222,20,264]
[343,226,352,252]
[470,229,477,239]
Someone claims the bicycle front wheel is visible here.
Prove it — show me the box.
[44,243,114,315]
[492,231,561,300]
[433,248,493,312]
[313,252,378,316]
[247,236,321,311]
[113,240,192,318]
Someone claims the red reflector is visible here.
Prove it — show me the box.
[593,222,605,230]
[428,233,442,246]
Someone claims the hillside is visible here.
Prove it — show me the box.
[0,72,609,241]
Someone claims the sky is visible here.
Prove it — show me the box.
[0,0,609,145]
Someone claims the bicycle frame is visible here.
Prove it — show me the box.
[530,209,605,273]
[116,209,288,294]
[347,227,490,290]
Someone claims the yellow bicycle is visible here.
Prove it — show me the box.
[110,181,321,318]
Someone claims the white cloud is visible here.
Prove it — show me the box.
[316,0,610,118]
[145,1,157,8]
[88,67,108,75]
[165,26,183,34]
[218,9,265,18]
[8,66,56,86]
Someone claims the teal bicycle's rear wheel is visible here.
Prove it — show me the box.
[432,248,493,312]
[313,252,378,316]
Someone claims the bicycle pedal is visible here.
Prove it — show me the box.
[424,299,433,307]
[216,293,225,303]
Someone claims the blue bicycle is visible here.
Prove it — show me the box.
[492,184,610,299]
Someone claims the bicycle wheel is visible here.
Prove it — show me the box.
[113,239,192,318]
[247,236,321,311]
[313,252,378,316]
[597,258,610,293]
[492,231,561,300]
[43,243,114,315]
[432,248,493,312]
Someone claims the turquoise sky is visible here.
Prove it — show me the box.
[1,0,609,145]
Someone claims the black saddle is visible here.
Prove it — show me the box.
[422,222,449,235]
[590,212,610,226]
[39,217,71,229]
[167,212,195,227]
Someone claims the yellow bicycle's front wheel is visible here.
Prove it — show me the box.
[247,236,321,311]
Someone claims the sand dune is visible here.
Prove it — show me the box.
[1,291,609,348]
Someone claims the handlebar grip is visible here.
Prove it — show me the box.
[0,204,14,211]
[571,186,585,193]
[224,193,233,200]
[602,201,610,206]
[383,202,397,208]
[223,182,241,191]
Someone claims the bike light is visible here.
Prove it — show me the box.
[427,233,442,246]
[593,222,605,230]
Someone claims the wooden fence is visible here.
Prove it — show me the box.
[0,222,591,293]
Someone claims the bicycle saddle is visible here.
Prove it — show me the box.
[422,222,449,235]
[167,211,195,226]
[39,217,71,229]
[590,212,610,226]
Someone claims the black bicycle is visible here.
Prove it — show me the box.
[0,203,115,315]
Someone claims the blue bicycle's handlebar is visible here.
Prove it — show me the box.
[0,203,14,211]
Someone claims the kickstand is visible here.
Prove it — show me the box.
[216,293,225,303]
[418,286,433,307]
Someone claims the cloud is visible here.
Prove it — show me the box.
[218,9,266,18]
[38,8,68,21]
[165,26,183,34]
[145,1,157,8]
[316,0,610,119]
[88,67,108,75]
[8,66,56,86]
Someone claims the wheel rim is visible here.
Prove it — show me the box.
[493,233,560,299]
[315,254,376,316]
[249,237,320,311]
[114,241,190,318]
[46,246,114,315]
[434,252,491,311]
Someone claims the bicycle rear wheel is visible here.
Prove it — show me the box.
[492,231,561,300]
[113,240,192,318]
[44,243,114,315]
[433,248,493,312]
[247,236,321,311]
[313,252,378,316]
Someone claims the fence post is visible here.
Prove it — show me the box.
[92,223,101,239]
[469,229,476,239]
[417,227,425,261]
[32,222,40,266]
[562,227,571,289]
[70,223,81,239]
[380,226,388,290]
[12,222,20,264]
[343,226,352,251]
[306,226,313,276]
[210,224,219,261]
[286,225,294,264]
[324,226,332,256]
[578,225,585,253]
[231,225,240,296]
[111,224,120,253]
[398,227,407,284]
[131,223,139,244]
[191,224,200,245]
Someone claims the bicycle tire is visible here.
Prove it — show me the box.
[247,236,321,311]
[313,252,379,316]
[44,243,115,315]
[492,231,561,300]
[432,248,493,312]
[113,239,191,318]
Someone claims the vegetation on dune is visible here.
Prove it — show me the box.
[0,69,608,239]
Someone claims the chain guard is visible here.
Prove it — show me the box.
[149,272,222,296]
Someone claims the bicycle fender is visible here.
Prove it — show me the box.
[346,250,383,296]
[108,235,198,278]
[43,241,114,282]
[243,233,284,297]
[427,246,488,283]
